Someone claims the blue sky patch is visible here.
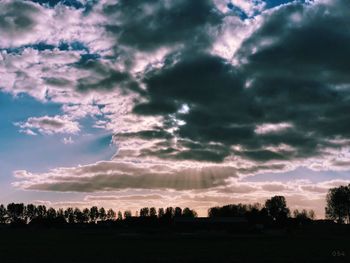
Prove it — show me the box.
[227,3,249,20]
[28,0,84,9]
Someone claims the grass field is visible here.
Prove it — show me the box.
[0,228,349,263]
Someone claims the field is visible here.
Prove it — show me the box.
[0,227,349,263]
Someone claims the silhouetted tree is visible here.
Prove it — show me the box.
[56,208,66,223]
[309,210,315,220]
[158,208,165,218]
[208,206,220,217]
[293,209,315,224]
[208,204,248,217]
[47,207,57,221]
[150,207,157,217]
[245,203,266,224]
[140,207,150,217]
[0,204,7,223]
[82,208,90,223]
[265,196,290,221]
[117,211,123,220]
[37,205,47,218]
[174,207,182,217]
[124,210,132,218]
[182,207,197,218]
[325,184,350,224]
[7,203,25,222]
[89,206,99,223]
[99,207,107,221]
[65,207,75,224]
[25,204,37,223]
[107,209,116,220]
[165,207,174,219]
[293,209,315,220]
[74,208,84,223]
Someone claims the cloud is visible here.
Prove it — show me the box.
[13,161,238,192]
[0,1,41,46]
[254,123,293,135]
[62,136,74,144]
[5,0,349,167]
[2,0,350,217]
[122,0,350,166]
[102,0,223,52]
[14,166,350,218]
[15,115,80,135]
[84,194,165,201]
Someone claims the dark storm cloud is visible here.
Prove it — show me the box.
[75,60,139,93]
[236,0,350,139]
[103,0,223,51]
[127,0,350,163]
[0,1,40,36]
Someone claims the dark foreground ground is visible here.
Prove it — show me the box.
[0,227,349,263]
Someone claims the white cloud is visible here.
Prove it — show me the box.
[62,136,74,144]
[16,115,80,135]
[2,0,350,220]
[255,122,293,135]
[13,160,239,192]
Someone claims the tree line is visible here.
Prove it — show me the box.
[0,183,349,225]
[0,197,312,226]
[208,195,315,226]
[0,204,198,225]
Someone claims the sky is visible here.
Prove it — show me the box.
[1,0,350,217]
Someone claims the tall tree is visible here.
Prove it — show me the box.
[158,208,165,218]
[25,204,37,223]
[82,208,90,223]
[56,208,66,223]
[47,207,57,221]
[117,211,123,220]
[0,204,7,223]
[74,208,84,223]
[165,207,174,219]
[107,209,116,220]
[65,207,75,224]
[140,207,150,217]
[89,206,99,223]
[174,207,182,217]
[208,207,220,217]
[182,207,197,218]
[149,207,157,217]
[99,207,107,221]
[124,210,132,218]
[7,203,25,222]
[37,205,47,218]
[265,196,290,221]
[325,184,350,224]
